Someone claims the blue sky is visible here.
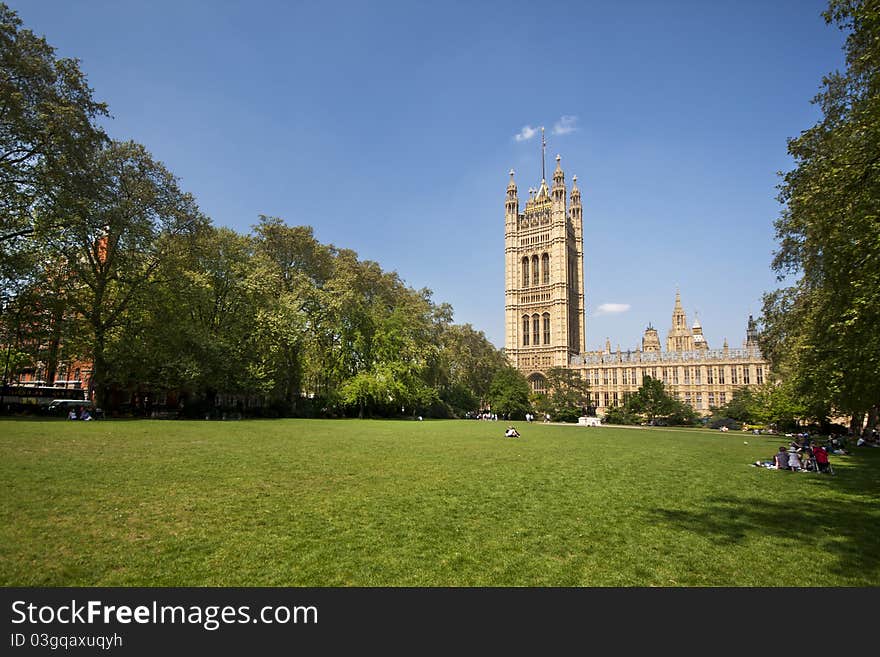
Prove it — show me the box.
[11,0,846,350]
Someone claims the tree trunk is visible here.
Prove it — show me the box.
[91,329,107,409]
[850,411,865,435]
[45,302,64,385]
[206,389,217,419]
[867,405,879,432]
[45,334,60,385]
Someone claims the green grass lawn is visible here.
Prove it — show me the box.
[2,418,879,586]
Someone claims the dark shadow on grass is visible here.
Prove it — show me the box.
[649,436,880,584]
[649,490,880,583]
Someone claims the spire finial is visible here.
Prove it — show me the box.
[541,126,546,182]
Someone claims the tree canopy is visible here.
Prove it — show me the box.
[761,0,880,430]
[604,375,697,427]
[486,367,531,420]
[0,2,107,283]
[530,366,591,423]
[0,4,511,417]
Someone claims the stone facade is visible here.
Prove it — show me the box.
[504,154,586,388]
[503,155,769,416]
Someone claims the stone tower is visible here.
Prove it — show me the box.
[744,315,760,350]
[692,315,709,351]
[666,290,696,352]
[504,149,586,392]
[642,324,661,352]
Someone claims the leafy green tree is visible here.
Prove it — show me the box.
[666,398,699,426]
[438,382,478,417]
[48,141,206,408]
[529,391,553,418]
[717,387,760,424]
[487,366,530,419]
[756,382,811,431]
[714,383,811,431]
[0,3,108,280]
[544,366,591,422]
[602,404,640,425]
[761,0,880,429]
[627,375,676,424]
[434,323,507,414]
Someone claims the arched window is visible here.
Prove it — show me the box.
[532,255,539,286]
[529,373,547,394]
[542,253,550,285]
[532,314,540,345]
[522,315,530,346]
[522,257,529,287]
[543,313,551,345]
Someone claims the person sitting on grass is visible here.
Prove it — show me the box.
[774,446,790,470]
[801,445,815,470]
[813,444,832,473]
[504,426,520,438]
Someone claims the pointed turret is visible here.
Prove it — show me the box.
[505,169,519,218]
[745,314,759,349]
[692,313,708,351]
[552,154,565,204]
[667,290,695,352]
[569,174,583,236]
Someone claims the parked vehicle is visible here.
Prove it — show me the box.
[46,399,97,417]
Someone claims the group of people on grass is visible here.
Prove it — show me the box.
[753,436,833,473]
[67,406,93,421]
[856,429,880,447]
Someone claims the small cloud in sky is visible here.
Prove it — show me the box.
[595,303,631,316]
[514,125,538,142]
[551,115,577,135]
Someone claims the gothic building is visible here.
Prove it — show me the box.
[503,153,769,416]
[504,153,585,383]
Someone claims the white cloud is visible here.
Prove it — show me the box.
[551,115,577,136]
[595,303,631,316]
[514,125,538,142]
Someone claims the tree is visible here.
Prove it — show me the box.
[627,375,677,424]
[761,0,880,429]
[665,397,699,426]
[434,323,507,415]
[543,366,591,422]
[602,404,640,425]
[486,366,530,419]
[717,387,760,424]
[50,141,206,408]
[107,225,276,410]
[1,3,108,274]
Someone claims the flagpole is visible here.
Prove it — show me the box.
[541,127,546,181]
